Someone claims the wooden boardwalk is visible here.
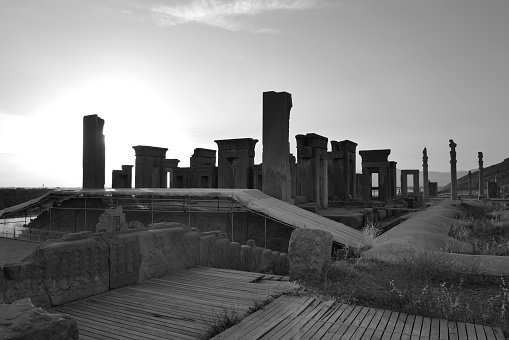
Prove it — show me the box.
[51,267,293,340]
[213,295,506,340]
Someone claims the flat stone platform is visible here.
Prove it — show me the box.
[50,267,293,339]
[213,295,505,340]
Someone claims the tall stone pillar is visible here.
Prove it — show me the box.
[478,152,484,198]
[423,148,429,199]
[449,139,457,200]
[468,170,472,198]
[262,91,292,202]
[82,114,105,189]
[400,173,408,197]
[133,146,168,188]
[215,138,258,189]
[389,161,397,199]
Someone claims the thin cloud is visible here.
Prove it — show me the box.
[150,0,318,32]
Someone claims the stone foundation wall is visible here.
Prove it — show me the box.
[0,224,289,309]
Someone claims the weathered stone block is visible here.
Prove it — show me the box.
[241,245,253,272]
[24,233,110,306]
[95,207,128,233]
[279,253,289,276]
[0,298,79,339]
[252,247,263,272]
[138,228,199,281]
[101,232,142,289]
[199,235,216,267]
[229,242,241,270]
[271,251,281,274]
[128,221,147,231]
[260,249,273,272]
[213,238,230,269]
[288,229,333,280]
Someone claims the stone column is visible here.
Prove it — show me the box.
[322,155,328,208]
[262,91,292,202]
[478,152,484,198]
[449,139,457,200]
[468,170,472,198]
[423,148,429,199]
[400,172,408,197]
[83,114,105,189]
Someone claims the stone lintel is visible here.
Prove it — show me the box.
[401,169,420,176]
[164,159,180,168]
[132,145,168,157]
[359,149,391,162]
[121,165,133,172]
[214,138,258,151]
[296,133,328,150]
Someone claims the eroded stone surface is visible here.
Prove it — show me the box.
[0,298,78,340]
[288,229,333,280]
[138,228,200,281]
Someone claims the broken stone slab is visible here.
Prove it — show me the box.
[288,229,333,280]
[138,227,200,282]
[0,298,79,339]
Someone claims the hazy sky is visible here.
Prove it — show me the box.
[1,0,508,188]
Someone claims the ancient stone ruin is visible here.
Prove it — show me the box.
[112,165,133,188]
[82,114,105,189]
[262,91,293,203]
[449,139,458,200]
[133,145,168,188]
[215,138,258,189]
[295,133,328,207]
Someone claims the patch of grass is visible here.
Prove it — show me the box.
[200,305,241,340]
[297,251,509,336]
[450,202,509,255]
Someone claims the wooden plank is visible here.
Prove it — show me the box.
[483,326,498,340]
[439,319,448,340]
[335,306,371,340]
[448,321,459,340]
[457,322,468,340]
[216,295,295,339]
[361,308,387,340]
[400,314,415,340]
[212,296,306,340]
[245,296,315,339]
[475,323,488,340]
[326,305,364,339]
[420,317,431,340]
[349,307,380,340]
[430,318,440,340]
[410,315,423,340]
[300,303,352,340]
[379,311,400,340]
[57,306,193,340]
[493,327,506,340]
[370,309,394,340]
[56,300,206,335]
[389,312,408,340]
[465,323,477,340]
[276,300,336,340]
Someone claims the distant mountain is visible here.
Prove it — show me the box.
[440,158,509,195]
[396,170,469,188]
